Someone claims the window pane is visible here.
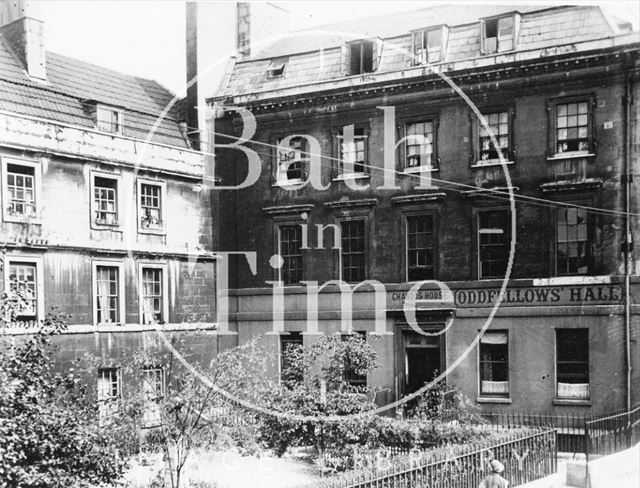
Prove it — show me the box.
[405,121,435,168]
[480,332,509,396]
[96,266,119,324]
[140,184,162,228]
[279,225,303,284]
[556,207,588,275]
[8,262,37,317]
[556,329,589,398]
[557,102,589,153]
[479,112,509,161]
[407,215,435,281]
[341,220,366,282]
[142,268,164,324]
[478,210,510,278]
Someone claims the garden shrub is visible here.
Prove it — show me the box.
[0,314,128,488]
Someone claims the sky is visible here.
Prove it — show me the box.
[37,0,640,95]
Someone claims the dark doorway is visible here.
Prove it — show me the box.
[404,331,441,395]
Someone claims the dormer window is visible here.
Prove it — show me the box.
[350,40,374,74]
[96,105,123,134]
[267,58,287,79]
[341,39,383,76]
[412,26,447,64]
[481,15,516,54]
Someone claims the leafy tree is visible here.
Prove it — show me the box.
[0,312,128,487]
[259,333,380,456]
[98,336,275,488]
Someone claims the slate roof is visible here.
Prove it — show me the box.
[0,37,188,148]
[220,5,632,99]
[248,4,549,60]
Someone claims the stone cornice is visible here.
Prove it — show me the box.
[262,204,315,216]
[324,198,378,210]
[391,193,447,205]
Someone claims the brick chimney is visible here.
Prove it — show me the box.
[0,0,46,80]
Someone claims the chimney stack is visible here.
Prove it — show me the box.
[236,2,290,58]
[0,0,46,80]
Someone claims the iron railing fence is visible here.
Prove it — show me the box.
[469,407,637,454]
[305,429,557,488]
[470,410,590,453]
[585,405,640,460]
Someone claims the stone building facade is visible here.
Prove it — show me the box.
[210,4,640,415]
[0,1,217,415]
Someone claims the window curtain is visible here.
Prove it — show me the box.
[97,276,111,323]
[480,331,508,344]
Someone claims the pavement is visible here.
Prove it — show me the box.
[517,453,575,488]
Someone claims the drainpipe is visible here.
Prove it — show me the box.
[623,65,633,412]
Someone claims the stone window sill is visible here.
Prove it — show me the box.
[471,160,514,169]
[403,166,440,174]
[547,152,595,161]
[476,396,512,404]
[333,173,370,181]
[553,398,592,407]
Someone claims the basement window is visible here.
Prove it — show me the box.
[481,15,515,54]
[98,367,121,423]
[266,58,287,79]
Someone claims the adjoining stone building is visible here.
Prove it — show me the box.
[0,1,217,419]
[208,4,640,415]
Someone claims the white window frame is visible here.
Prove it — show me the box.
[97,367,121,424]
[412,26,447,65]
[138,262,169,325]
[136,178,167,235]
[96,105,123,134]
[92,259,126,326]
[266,58,287,79]
[477,331,510,399]
[335,125,369,179]
[1,155,43,224]
[3,254,45,323]
[275,136,306,186]
[481,14,518,55]
[89,170,122,230]
[142,366,165,427]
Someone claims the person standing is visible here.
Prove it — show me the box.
[479,460,509,488]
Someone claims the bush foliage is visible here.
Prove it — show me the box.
[0,314,128,488]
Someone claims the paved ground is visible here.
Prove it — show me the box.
[186,451,322,488]
[518,454,570,488]
[123,450,323,488]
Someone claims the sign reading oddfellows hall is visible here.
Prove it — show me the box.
[203,3,640,416]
